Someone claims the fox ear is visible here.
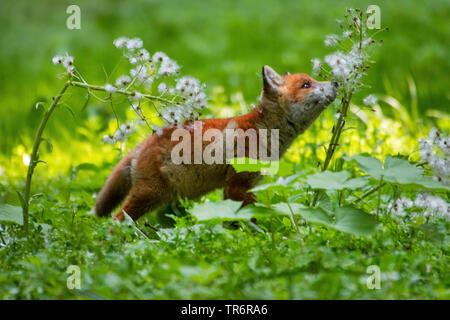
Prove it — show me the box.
[262,65,283,97]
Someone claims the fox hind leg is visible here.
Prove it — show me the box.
[113,179,170,222]
[224,171,261,206]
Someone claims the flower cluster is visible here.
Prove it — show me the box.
[52,54,75,75]
[388,128,449,223]
[103,124,133,145]
[419,128,450,185]
[52,36,209,145]
[363,94,378,106]
[389,193,449,221]
[111,37,207,133]
[311,8,386,95]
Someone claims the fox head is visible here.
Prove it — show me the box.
[261,65,338,133]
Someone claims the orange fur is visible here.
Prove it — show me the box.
[95,66,337,221]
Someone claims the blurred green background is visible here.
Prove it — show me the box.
[0,0,449,156]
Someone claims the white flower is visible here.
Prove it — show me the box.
[176,76,200,94]
[103,134,115,145]
[413,193,449,220]
[343,31,353,38]
[137,49,150,61]
[120,123,133,134]
[129,57,139,64]
[334,112,341,120]
[158,82,168,94]
[363,94,377,105]
[115,75,131,87]
[152,51,168,63]
[418,128,450,186]
[428,127,440,143]
[150,125,163,136]
[325,52,351,78]
[158,59,179,76]
[113,37,129,48]
[362,38,375,48]
[135,115,147,126]
[126,37,143,50]
[62,56,74,69]
[52,55,64,65]
[130,65,153,87]
[113,129,126,142]
[311,58,322,75]
[104,83,117,93]
[130,91,143,101]
[324,34,340,47]
[130,65,148,79]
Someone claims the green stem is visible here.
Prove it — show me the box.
[351,182,387,205]
[22,81,70,234]
[0,227,6,245]
[70,81,175,105]
[311,93,352,206]
[376,176,383,215]
[283,192,300,234]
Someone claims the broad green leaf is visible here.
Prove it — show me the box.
[238,204,279,216]
[349,154,449,191]
[228,157,279,175]
[251,174,300,193]
[272,203,332,226]
[306,170,368,190]
[383,156,448,190]
[347,155,383,180]
[334,206,378,236]
[0,203,23,225]
[273,203,377,236]
[76,163,99,172]
[297,207,333,225]
[190,200,253,221]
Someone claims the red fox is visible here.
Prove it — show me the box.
[95,66,338,221]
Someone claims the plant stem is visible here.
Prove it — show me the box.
[376,176,383,215]
[311,93,352,206]
[22,81,70,234]
[283,192,300,234]
[0,227,6,245]
[70,81,175,105]
[351,182,387,205]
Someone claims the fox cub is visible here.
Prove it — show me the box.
[95,65,338,221]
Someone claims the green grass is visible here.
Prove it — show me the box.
[0,0,449,300]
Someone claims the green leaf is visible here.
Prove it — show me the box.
[16,191,27,210]
[348,154,449,191]
[251,174,300,193]
[383,156,448,190]
[190,200,252,221]
[347,155,383,180]
[272,203,377,236]
[0,203,23,225]
[333,206,378,236]
[75,163,99,172]
[41,138,53,153]
[305,170,367,190]
[272,203,332,226]
[228,157,280,175]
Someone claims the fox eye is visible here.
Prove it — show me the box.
[301,82,311,89]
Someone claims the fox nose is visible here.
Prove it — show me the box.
[331,80,339,88]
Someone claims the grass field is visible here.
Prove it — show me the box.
[0,0,449,299]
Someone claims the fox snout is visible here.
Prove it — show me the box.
[312,80,338,106]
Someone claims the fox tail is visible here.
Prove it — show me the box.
[95,151,134,217]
